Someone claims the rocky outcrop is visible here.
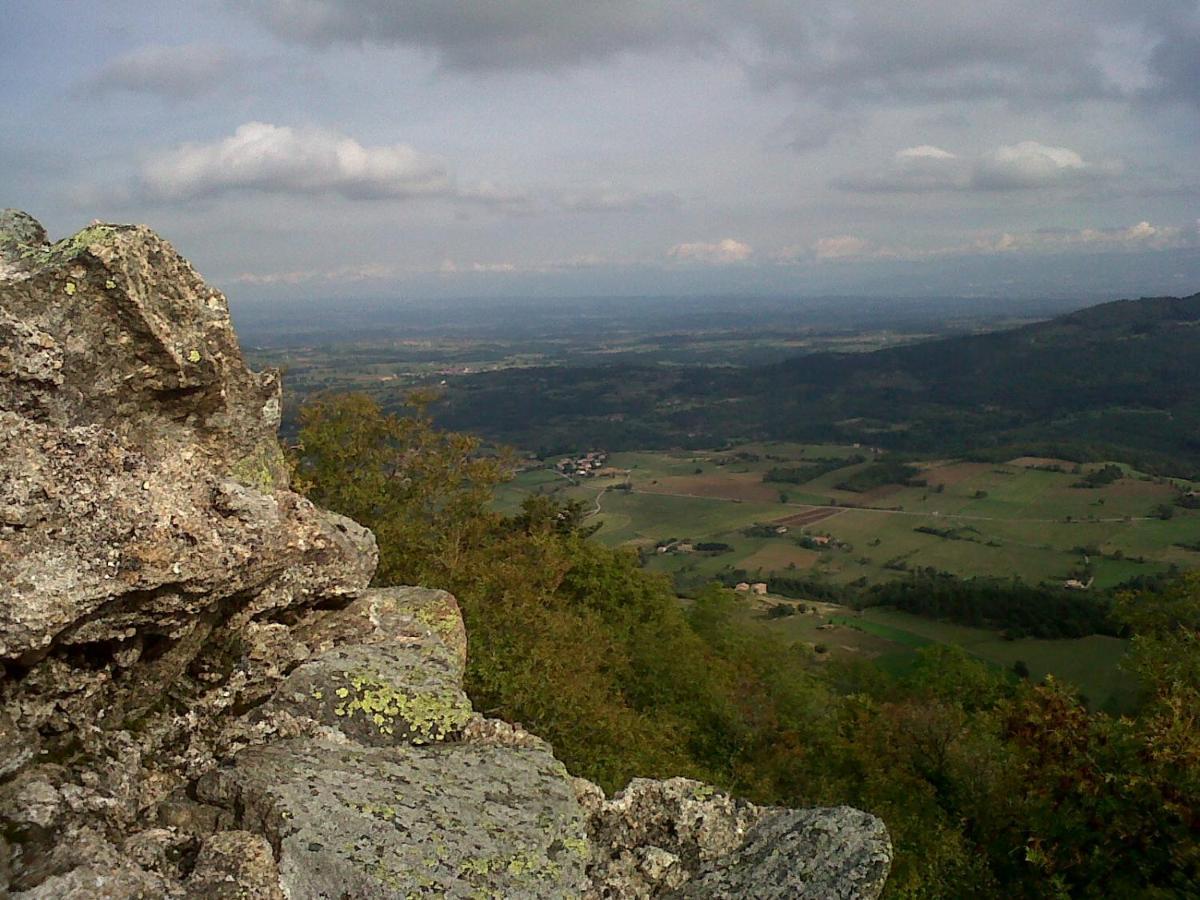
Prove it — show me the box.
[0,212,891,898]
[576,779,892,898]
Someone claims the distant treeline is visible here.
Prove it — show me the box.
[835,460,923,493]
[1073,464,1124,488]
[710,565,1159,640]
[715,569,854,603]
[431,293,1200,480]
[763,455,863,485]
[859,573,1117,639]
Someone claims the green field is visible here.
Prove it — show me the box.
[498,443,1200,591]
[494,442,1198,711]
[730,599,1134,711]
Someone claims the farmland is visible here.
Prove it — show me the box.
[493,441,1200,710]
[726,597,1135,711]
[496,442,1200,591]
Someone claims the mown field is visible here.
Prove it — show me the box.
[726,598,1134,711]
[496,443,1200,590]
[493,442,1200,710]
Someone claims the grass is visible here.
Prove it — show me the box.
[498,445,1200,590]
[858,608,1135,711]
[492,443,1198,715]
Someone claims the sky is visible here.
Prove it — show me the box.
[2,1,1199,306]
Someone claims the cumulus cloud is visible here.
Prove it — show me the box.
[896,145,957,161]
[667,238,753,264]
[233,252,619,285]
[838,140,1114,193]
[975,219,1200,254]
[972,141,1094,190]
[88,44,241,99]
[140,122,451,201]
[794,219,1200,266]
[836,144,968,192]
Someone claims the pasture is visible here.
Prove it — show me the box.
[497,444,1200,591]
[493,442,1194,711]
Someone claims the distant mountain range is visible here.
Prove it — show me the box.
[437,293,1200,476]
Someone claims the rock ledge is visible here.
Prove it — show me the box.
[0,212,890,898]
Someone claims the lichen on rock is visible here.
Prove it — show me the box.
[0,212,891,898]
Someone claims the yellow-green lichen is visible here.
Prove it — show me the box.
[229,441,285,492]
[414,601,463,649]
[562,835,590,858]
[64,281,76,295]
[353,802,399,821]
[458,850,560,885]
[18,224,122,269]
[332,669,472,742]
[105,278,116,289]
[187,349,202,363]
[52,224,119,259]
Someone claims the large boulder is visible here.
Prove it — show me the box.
[0,212,379,893]
[575,778,892,899]
[0,213,891,898]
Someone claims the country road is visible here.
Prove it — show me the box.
[627,488,1156,526]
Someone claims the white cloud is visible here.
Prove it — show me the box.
[975,219,1197,253]
[838,139,1114,193]
[140,122,451,201]
[88,44,240,99]
[231,262,401,285]
[836,145,967,192]
[811,235,878,261]
[896,145,957,160]
[972,140,1094,190]
[667,238,753,264]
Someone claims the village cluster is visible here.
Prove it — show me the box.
[554,451,622,479]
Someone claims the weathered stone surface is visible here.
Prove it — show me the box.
[678,806,893,899]
[184,830,285,900]
[7,826,170,898]
[0,213,376,665]
[578,778,892,899]
[197,739,590,899]
[0,213,377,896]
[0,212,890,899]
[260,641,473,746]
[293,585,469,678]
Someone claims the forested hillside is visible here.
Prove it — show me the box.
[297,393,1200,898]
[436,293,1200,475]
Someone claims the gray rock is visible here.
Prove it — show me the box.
[197,738,590,899]
[260,641,473,746]
[184,830,285,899]
[579,778,892,899]
[678,806,893,899]
[0,212,891,899]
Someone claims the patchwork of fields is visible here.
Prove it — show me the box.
[496,443,1200,590]
[493,442,1200,709]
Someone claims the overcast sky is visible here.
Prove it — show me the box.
[2,1,1198,305]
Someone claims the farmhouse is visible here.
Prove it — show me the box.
[1064,577,1095,590]
[554,450,611,478]
[751,582,769,596]
[734,582,751,592]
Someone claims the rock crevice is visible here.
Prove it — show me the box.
[0,212,891,898]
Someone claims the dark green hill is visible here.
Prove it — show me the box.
[436,293,1200,475]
